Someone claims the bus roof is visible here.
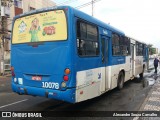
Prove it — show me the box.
[126,35,148,45]
[72,6,125,35]
[13,5,125,36]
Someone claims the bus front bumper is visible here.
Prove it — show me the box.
[12,83,76,103]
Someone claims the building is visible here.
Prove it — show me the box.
[0,0,56,75]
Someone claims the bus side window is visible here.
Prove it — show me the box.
[112,33,120,56]
[112,34,130,56]
[120,36,130,56]
[77,20,99,56]
[136,42,143,56]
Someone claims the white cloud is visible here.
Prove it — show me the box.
[94,0,160,49]
[54,0,160,50]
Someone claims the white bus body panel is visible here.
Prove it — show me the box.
[76,68,102,102]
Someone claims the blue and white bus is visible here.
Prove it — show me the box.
[11,6,148,103]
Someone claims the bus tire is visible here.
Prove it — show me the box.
[139,72,143,79]
[117,72,124,90]
[139,66,145,79]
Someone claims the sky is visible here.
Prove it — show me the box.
[53,0,160,51]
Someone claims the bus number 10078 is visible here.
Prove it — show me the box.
[42,82,59,89]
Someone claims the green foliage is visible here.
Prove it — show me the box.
[149,47,157,55]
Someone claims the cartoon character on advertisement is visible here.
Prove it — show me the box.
[29,18,40,42]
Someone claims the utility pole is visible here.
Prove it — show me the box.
[91,0,94,16]
[76,0,101,16]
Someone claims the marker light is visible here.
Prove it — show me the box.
[65,68,70,75]
[65,8,68,11]
[11,66,15,77]
[11,66,14,71]
[12,72,15,77]
[63,75,69,81]
[61,82,67,88]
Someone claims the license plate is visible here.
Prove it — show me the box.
[32,76,42,81]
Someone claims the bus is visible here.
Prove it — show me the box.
[11,6,149,103]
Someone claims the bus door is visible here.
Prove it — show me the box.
[131,44,135,77]
[101,36,109,92]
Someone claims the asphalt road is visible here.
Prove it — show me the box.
[0,61,157,120]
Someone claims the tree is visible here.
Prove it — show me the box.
[148,44,153,48]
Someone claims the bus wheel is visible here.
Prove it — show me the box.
[139,66,144,79]
[117,72,124,90]
[139,72,143,79]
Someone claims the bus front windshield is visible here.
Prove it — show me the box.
[12,10,67,44]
